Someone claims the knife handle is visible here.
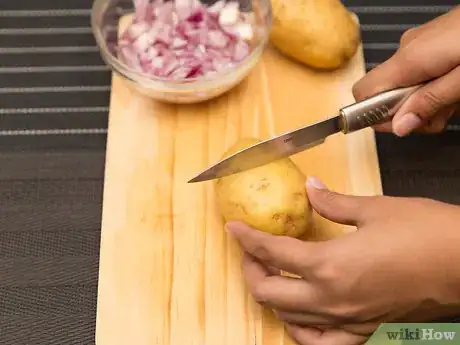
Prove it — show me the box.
[339,84,423,134]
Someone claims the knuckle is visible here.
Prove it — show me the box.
[397,43,437,81]
[421,90,446,114]
[395,45,413,67]
[407,90,446,119]
[313,264,369,322]
[329,303,367,322]
[352,81,365,101]
[314,258,341,283]
[352,71,383,102]
[322,191,340,206]
[400,28,418,46]
[250,241,272,262]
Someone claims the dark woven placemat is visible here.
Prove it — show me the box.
[1,0,459,344]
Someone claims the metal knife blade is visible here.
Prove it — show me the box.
[188,84,423,184]
[188,115,341,183]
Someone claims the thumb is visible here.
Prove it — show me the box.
[306,177,369,226]
[391,65,460,137]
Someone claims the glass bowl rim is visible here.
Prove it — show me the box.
[90,0,273,91]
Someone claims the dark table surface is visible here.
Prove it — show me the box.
[1,1,459,344]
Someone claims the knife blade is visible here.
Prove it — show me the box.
[188,84,422,183]
[188,116,341,183]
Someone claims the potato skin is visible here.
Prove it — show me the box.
[214,138,312,238]
[269,0,361,70]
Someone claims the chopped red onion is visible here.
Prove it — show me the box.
[118,0,254,80]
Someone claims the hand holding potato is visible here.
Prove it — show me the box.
[353,5,460,137]
[227,177,460,345]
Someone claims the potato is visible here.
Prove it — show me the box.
[214,138,312,238]
[269,0,361,70]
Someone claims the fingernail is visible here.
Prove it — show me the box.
[393,112,422,137]
[306,176,327,190]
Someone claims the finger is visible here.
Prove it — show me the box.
[266,264,281,276]
[305,177,370,226]
[226,221,321,276]
[286,324,324,345]
[398,27,420,48]
[275,310,336,326]
[391,65,460,136]
[372,121,393,132]
[369,106,455,133]
[243,252,282,276]
[418,116,448,134]
[285,324,367,345]
[242,254,322,312]
[387,105,454,135]
[399,9,453,48]
[243,252,279,278]
[352,12,460,102]
[387,104,456,134]
[414,106,455,134]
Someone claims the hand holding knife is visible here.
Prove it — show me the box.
[188,84,423,183]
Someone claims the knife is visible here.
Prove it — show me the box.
[188,84,423,183]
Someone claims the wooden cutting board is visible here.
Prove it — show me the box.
[95,18,382,345]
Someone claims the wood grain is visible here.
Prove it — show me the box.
[95,18,382,345]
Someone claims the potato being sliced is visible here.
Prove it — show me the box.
[214,138,312,238]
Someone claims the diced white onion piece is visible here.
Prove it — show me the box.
[152,56,164,68]
[235,23,253,41]
[208,30,229,48]
[208,0,226,13]
[133,32,152,51]
[172,37,188,48]
[218,2,240,26]
[117,0,253,80]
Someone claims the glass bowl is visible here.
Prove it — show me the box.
[91,0,272,104]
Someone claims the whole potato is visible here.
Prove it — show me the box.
[269,0,361,70]
[214,138,312,238]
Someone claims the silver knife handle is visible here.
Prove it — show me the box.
[339,84,423,134]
